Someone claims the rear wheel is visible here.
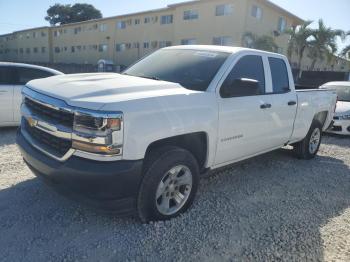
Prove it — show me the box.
[293,121,322,159]
[137,146,200,223]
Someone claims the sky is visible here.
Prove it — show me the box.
[0,0,349,52]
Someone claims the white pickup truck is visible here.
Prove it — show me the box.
[17,46,337,222]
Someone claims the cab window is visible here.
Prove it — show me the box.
[268,57,290,93]
[220,55,265,98]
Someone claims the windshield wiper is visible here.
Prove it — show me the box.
[137,75,161,81]
[122,72,161,81]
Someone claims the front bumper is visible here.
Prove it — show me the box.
[16,128,143,215]
[325,119,350,135]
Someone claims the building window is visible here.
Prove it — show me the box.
[26,33,30,39]
[159,41,172,48]
[99,23,107,32]
[77,46,82,51]
[54,47,60,53]
[74,27,81,34]
[116,43,126,52]
[184,10,199,20]
[216,4,233,16]
[41,31,46,37]
[71,46,75,53]
[144,17,151,24]
[151,41,158,49]
[117,21,126,29]
[133,42,140,48]
[181,38,197,45]
[144,42,150,49]
[152,16,158,23]
[278,17,287,32]
[25,48,30,54]
[99,44,108,52]
[161,15,173,25]
[251,5,262,19]
[19,48,24,54]
[33,32,38,38]
[135,19,141,25]
[33,47,38,53]
[213,36,233,46]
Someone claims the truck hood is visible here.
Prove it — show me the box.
[26,73,194,110]
[335,101,350,115]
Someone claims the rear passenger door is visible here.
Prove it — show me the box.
[262,56,297,147]
[13,67,55,122]
[0,66,15,124]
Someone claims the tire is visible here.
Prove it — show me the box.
[293,121,323,160]
[137,146,200,223]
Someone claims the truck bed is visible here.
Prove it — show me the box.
[290,89,337,142]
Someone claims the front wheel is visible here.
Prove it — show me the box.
[293,121,323,159]
[137,146,200,223]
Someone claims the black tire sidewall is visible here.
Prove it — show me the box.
[300,121,323,159]
[137,147,200,222]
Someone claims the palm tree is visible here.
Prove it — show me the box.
[242,32,278,52]
[341,31,350,59]
[307,19,344,70]
[285,20,313,70]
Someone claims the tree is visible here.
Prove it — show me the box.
[45,3,102,26]
[341,31,350,59]
[307,19,344,70]
[285,20,313,70]
[242,32,278,52]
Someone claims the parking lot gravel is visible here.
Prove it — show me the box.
[0,127,349,262]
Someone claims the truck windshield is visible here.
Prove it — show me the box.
[334,86,350,102]
[123,49,230,91]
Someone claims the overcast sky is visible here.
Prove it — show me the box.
[0,0,349,52]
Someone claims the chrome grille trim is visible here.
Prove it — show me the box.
[21,127,75,162]
[21,86,124,162]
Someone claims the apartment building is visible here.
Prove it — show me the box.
[1,0,348,71]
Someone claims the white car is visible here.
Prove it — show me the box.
[321,81,350,135]
[17,46,337,222]
[0,62,63,127]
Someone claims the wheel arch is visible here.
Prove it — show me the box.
[313,111,329,129]
[144,132,209,173]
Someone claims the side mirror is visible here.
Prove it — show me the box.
[221,78,260,98]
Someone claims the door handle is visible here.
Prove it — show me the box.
[288,101,297,106]
[260,103,272,109]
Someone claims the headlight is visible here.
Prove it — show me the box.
[336,114,350,120]
[340,114,350,120]
[72,111,123,155]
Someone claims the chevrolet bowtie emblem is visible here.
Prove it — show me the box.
[27,117,38,127]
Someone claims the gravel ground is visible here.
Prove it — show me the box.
[0,127,349,262]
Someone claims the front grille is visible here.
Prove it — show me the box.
[24,120,72,157]
[24,97,74,127]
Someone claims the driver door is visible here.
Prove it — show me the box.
[214,54,273,166]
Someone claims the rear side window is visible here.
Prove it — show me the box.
[0,66,15,85]
[14,67,54,85]
[221,55,265,97]
[268,57,290,93]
